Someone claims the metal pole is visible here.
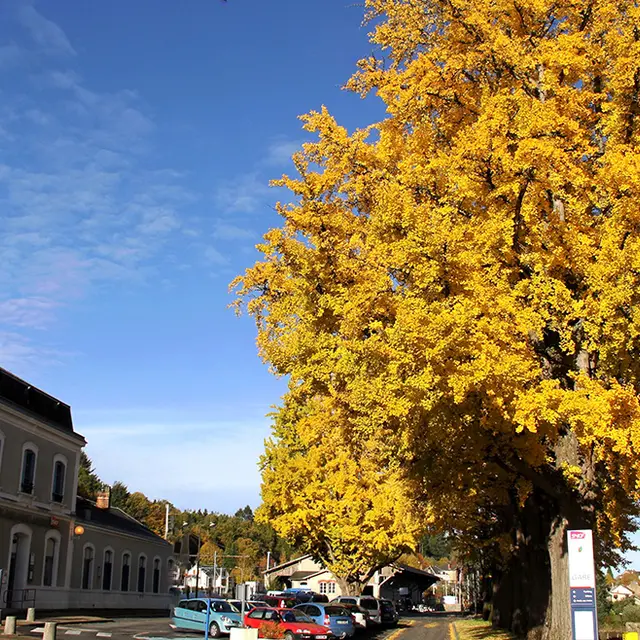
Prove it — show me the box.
[213,551,217,597]
[204,597,211,640]
[195,535,201,598]
[164,504,170,540]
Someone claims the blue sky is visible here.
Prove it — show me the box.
[0,0,384,513]
[2,0,639,572]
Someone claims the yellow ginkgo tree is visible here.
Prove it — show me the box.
[235,0,640,637]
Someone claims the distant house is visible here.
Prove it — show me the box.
[0,367,174,613]
[611,582,640,604]
[264,554,437,603]
[184,564,231,595]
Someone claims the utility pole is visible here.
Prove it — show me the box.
[213,551,218,597]
[164,504,170,540]
[195,534,201,597]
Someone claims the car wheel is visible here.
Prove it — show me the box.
[209,623,221,638]
[284,632,295,640]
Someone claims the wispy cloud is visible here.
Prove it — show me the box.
[15,3,75,56]
[0,4,205,355]
[264,138,300,166]
[80,416,271,509]
[214,172,272,215]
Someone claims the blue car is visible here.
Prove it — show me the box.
[294,603,355,638]
[172,598,242,637]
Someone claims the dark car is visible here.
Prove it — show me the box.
[379,600,398,626]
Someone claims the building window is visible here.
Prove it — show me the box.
[137,555,147,593]
[121,553,131,592]
[319,582,327,594]
[82,545,95,590]
[51,457,66,503]
[21,445,37,494]
[328,582,336,594]
[153,557,161,594]
[43,536,57,586]
[103,549,113,591]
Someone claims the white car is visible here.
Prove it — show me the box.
[332,596,382,625]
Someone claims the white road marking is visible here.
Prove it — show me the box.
[96,633,112,637]
[65,630,82,635]
[30,628,45,634]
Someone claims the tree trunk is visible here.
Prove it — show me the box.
[335,576,365,596]
[491,486,583,640]
[540,515,572,640]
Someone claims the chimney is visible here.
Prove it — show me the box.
[96,489,111,510]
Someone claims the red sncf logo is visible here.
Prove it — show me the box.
[570,532,586,539]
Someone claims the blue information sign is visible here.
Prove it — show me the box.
[568,530,598,640]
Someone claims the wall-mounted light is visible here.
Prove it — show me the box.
[74,525,85,537]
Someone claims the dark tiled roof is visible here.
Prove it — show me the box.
[290,570,319,581]
[76,497,170,544]
[0,367,84,440]
[264,554,313,574]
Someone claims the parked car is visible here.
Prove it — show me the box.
[329,602,370,629]
[332,597,382,625]
[244,607,332,640]
[172,598,242,637]
[294,603,355,638]
[229,600,268,612]
[379,600,398,626]
[263,595,301,608]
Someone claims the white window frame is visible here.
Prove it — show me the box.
[319,581,328,594]
[102,546,114,591]
[81,543,96,590]
[121,550,132,592]
[137,553,147,593]
[328,581,336,594]
[51,453,68,503]
[41,529,62,587]
[20,442,39,495]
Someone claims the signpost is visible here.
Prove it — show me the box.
[568,529,598,640]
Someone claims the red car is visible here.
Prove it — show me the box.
[244,607,333,640]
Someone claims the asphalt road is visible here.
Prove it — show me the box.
[22,614,456,640]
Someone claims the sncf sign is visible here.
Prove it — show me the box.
[570,531,586,540]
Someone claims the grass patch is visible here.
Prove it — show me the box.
[454,618,518,639]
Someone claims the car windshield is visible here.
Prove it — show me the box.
[325,607,349,616]
[282,610,313,623]
[359,600,378,610]
[211,601,236,613]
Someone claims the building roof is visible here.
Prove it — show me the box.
[76,497,170,544]
[290,570,321,581]
[0,367,84,441]
[264,554,314,575]
[380,564,439,591]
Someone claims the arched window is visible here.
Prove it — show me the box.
[20,443,38,495]
[152,557,161,594]
[137,555,147,593]
[103,548,113,591]
[42,530,61,587]
[121,552,131,592]
[51,455,67,503]
[81,544,95,590]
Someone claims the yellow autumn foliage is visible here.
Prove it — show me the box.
[235,0,640,589]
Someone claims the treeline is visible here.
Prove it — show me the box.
[78,452,296,580]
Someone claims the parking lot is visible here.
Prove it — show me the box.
[19,614,455,640]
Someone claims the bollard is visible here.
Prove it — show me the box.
[26,608,36,622]
[4,616,17,635]
[43,622,57,640]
